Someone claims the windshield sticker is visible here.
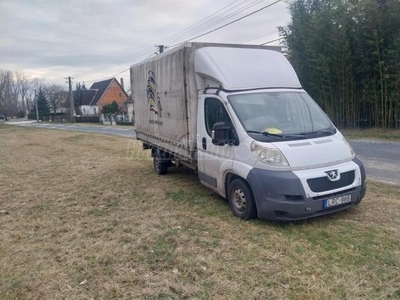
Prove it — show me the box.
[264,127,282,134]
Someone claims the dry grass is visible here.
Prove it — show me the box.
[0,124,399,300]
[341,128,400,141]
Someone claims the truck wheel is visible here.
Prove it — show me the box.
[228,178,257,219]
[153,149,169,175]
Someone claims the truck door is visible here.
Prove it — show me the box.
[197,95,236,196]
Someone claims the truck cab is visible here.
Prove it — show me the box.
[194,47,366,220]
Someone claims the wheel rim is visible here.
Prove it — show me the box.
[154,156,161,171]
[232,188,246,213]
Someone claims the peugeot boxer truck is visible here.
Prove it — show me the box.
[131,42,366,221]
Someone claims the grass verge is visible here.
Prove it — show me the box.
[0,124,399,299]
[341,128,400,141]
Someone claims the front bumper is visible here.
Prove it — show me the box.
[246,158,366,221]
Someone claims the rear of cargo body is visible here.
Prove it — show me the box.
[131,44,198,164]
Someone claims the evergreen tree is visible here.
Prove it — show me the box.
[31,88,50,115]
[102,101,119,114]
[280,0,400,129]
[73,82,86,108]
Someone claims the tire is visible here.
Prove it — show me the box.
[228,178,257,220]
[153,149,169,175]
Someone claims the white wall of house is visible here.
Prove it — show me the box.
[126,102,134,119]
[80,105,99,115]
[125,103,135,122]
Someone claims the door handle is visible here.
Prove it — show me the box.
[202,137,207,150]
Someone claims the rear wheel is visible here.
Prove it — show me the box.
[153,149,169,175]
[228,178,257,219]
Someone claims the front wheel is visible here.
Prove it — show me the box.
[153,149,169,175]
[228,178,257,219]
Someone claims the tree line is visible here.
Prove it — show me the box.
[280,0,400,129]
[0,71,121,119]
[0,70,67,118]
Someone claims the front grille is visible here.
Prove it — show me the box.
[307,171,355,193]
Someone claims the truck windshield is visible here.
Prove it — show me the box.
[228,91,335,140]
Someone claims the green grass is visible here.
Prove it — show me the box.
[0,124,399,299]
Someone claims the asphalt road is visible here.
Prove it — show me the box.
[6,121,400,185]
[351,140,400,185]
[7,121,135,138]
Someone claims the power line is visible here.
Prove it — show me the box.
[77,0,282,84]
[60,0,399,85]
[85,68,130,85]
[74,0,274,79]
[73,0,247,79]
[83,49,159,85]
[169,0,282,48]
[72,49,153,78]
[260,37,283,45]
[164,0,266,46]
[242,29,278,43]
[161,0,245,45]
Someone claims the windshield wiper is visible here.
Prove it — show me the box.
[246,130,284,138]
[300,129,335,136]
[247,130,307,139]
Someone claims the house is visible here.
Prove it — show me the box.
[80,78,129,115]
[80,89,98,115]
[124,98,134,122]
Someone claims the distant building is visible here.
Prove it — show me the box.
[79,78,129,115]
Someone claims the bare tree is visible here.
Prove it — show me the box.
[43,84,67,115]
[15,71,30,114]
[0,70,19,117]
[26,77,44,113]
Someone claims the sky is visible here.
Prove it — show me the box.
[0,0,291,91]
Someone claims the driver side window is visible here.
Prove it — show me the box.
[204,98,232,137]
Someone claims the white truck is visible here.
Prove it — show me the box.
[131,42,366,221]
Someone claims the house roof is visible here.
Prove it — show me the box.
[64,78,129,108]
[89,78,114,105]
[81,89,98,105]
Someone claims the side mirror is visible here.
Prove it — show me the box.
[212,122,237,146]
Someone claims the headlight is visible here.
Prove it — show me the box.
[250,142,289,166]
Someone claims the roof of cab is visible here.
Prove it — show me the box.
[194,47,302,90]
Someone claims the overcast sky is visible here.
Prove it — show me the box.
[0,0,291,90]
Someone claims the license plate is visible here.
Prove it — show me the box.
[323,194,352,208]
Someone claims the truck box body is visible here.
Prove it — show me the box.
[131,42,366,221]
[131,42,281,164]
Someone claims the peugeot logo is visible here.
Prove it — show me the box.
[325,170,340,181]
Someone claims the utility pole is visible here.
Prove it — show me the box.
[155,45,167,54]
[65,76,74,122]
[35,89,39,122]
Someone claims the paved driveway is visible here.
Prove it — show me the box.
[5,121,400,185]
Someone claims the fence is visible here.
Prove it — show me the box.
[74,116,100,123]
[115,113,134,126]
[28,113,65,122]
[98,114,134,126]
